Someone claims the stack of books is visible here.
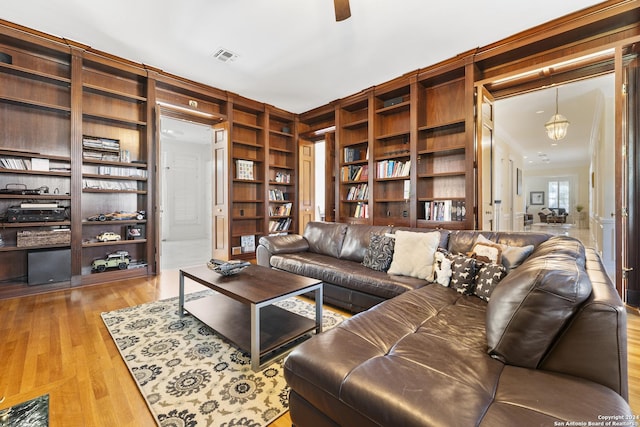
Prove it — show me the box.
[83,136,121,162]
[424,200,466,222]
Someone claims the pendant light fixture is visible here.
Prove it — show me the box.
[545,87,570,141]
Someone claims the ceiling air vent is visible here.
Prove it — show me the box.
[213,48,239,63]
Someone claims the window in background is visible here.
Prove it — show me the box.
[548,180,569,210]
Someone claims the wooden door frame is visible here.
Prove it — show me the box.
[618,43,640,305]
[156,105,223,266]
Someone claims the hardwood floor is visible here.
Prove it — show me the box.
[0,271,637,426]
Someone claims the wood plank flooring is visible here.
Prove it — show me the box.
[0,271,637,426]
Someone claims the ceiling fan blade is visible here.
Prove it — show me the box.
[334,0,351,21]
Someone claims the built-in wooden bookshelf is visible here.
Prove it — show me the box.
[267,108,297,236]
[334,63,474,229]
[0,30,73,296]
[372,81,412,227]
[228,99,266,259]
[79,54,152,284]
[416,67,472,229]
[337,93,371,223]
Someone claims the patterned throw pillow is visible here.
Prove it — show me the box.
[476,234,533,272]
[362,233,395,272]
[471,242,502,264]
[474,262,508,302]
[448,253,477,295]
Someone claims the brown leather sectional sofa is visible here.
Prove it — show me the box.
[257,222,632,426]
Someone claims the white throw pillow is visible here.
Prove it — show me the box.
[387,230,440,279]
[540,207,553,216]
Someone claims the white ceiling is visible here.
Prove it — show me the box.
[1,0,610,169]
[2,0,604,114]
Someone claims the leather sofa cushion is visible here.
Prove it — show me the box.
[339,225,392,262]
[271,252,427,299]
[303,222,347,258]
[486,237,592,368]
[529,234,586,266]
[257,233,309,254]
[285,285,497,427]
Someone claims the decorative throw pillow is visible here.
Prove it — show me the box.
[471,242,502,264]
[362,233,395,272]
[432,250,453,287]
[476,234,533,272]
[448,253,477,295]
[387,230,440,279]
[474,262,507,302]
[540,207,553,216]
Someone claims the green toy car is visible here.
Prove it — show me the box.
[91,251,130,272]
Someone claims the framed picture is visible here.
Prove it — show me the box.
[126,224,145,240]
[530,191,544,205]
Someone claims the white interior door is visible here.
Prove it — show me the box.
[477,86,495,231]
[162,145,209,240]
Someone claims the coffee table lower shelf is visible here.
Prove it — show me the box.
[184,293,317,368]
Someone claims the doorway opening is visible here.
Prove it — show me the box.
[489,73,615,277]
[159,116,214,270]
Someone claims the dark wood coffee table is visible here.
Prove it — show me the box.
[178,264,323,371]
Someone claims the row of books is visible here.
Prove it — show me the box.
[424,200,466,221]
[83,150,120,162]
[1,157,31,170]
[82,136,120,152]
[341,164,368,182]
[83,179,139,191]
[343,146,368,162]
[269,189,289,201]
[352,202,369,219]
[269,217,292,232]
[273,171,291,183]
[377,160,411,178]
[346,183,369,201]
[0,157,67,172]
[96,166,147,178]
[269,202,292,216]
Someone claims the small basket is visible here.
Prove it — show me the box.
[206,259,250,276]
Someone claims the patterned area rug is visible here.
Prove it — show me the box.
[101,290,345,427]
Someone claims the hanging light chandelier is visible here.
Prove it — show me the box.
[545,87,570,141]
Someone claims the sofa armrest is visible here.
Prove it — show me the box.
[256,234,310,267]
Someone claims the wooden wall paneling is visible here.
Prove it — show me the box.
[474,0,640,82]
[212,122,229,260]
[69,47,84,284]
[145,72,157,274]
